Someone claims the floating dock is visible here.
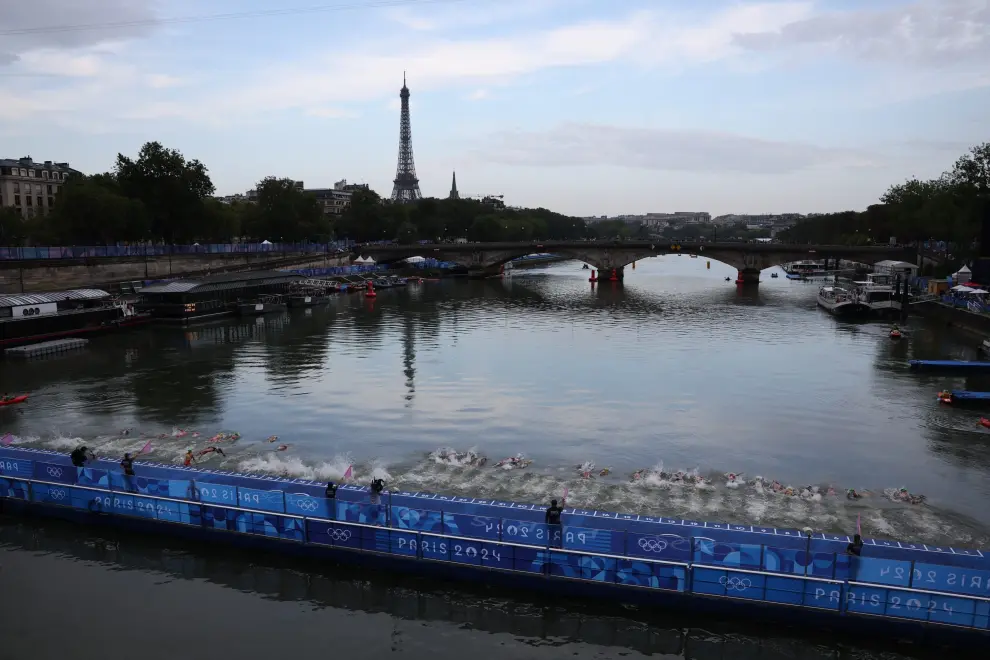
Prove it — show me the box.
[1,445,988,647]
[4,338,88,359]
[909,360,990,371]
[947,391,990,403]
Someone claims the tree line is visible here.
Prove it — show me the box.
[778,142,989,252]
[0,141,598,246]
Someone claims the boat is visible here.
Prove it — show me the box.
[784,260,827,280]
[0,394,28,407]
[236,294,286,316]
[853,274,901,315]
[909,360,990,371]
[0,289,152,349]
[1,444,988,647]
[817,286,870,316]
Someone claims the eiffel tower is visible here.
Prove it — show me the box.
[390,73,423,202]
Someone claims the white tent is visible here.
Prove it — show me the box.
[954,265,972,280]
[971,289,989,295]
[353,256,375,264]
[261,239,273,245]
[951,285,975,293]
[403,256,426,263]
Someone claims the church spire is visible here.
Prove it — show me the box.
[449,171,459,199]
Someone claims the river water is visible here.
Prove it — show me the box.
[2,256,988,657]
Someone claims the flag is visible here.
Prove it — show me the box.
[140,440,153,454]
[856,514,861,536]
[343,465,353,481]
[1,433,13,446]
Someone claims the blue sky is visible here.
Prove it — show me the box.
[0,0,987,216]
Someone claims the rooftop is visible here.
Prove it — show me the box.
[140,270,302,295]
[0,157,79,172]
[0,288,110,308]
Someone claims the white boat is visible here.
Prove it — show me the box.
[784,260,827,280]
[817,285,870,316]
[853,273,901,314]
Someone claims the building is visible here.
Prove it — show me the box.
[0,157,80,218]
[232,179,370,216]
[449,172,459,200]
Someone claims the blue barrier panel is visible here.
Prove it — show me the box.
[337,502,386,526]
[285,492,328,518]
[390,506,443,532]
[202,505,236,531]
[852,557,912,586]
[765,575,805,605]
[693,567,766,600]
[307,520,363,550]
[804,581,842,610]
[561,525,620,554]
[132,496,159,520]
[547,549,581,577]
[34,462,74,484]
[975,600,990,629]
[911,562,990,598]
[419,534,450,561]
[693,539,763,571]
[501,518,552,546]
[31,482,70,505]
[76,468,109,488]
[447,537,484,566]
[237,487,285,513]
[626,531,692,563]
[0,457,33,479]
[511,545,547,574]
[762,546,809,576]
[883,589,936,621]
[444,513,501,540]
[0,477,30,499]
[192,482,238,506]
[846,584,886,614]
[481,542,513,570]
[387,529,419,557]
[129,476,170,497]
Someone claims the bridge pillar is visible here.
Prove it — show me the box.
[602,266,624,281]
[736,268,760,286]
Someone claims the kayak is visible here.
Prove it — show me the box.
[0,395,28,407]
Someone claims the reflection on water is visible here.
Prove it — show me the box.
[2,257,990,551]
[0,516,938,660]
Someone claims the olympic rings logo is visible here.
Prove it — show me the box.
[295,498,318,512]
[637,537,669,553]
[328,528,352,541]
[719,576,752,591]
[47,466,63,478]
[48,488,66,500]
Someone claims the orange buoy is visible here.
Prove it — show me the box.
[365,280,377,298]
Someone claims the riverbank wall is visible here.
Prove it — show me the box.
[910,300,990,339]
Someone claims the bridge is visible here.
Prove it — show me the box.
[353,241,917,284]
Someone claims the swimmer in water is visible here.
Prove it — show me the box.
[196,446,226,458]
[276,444,288,452]
[268,435,279,443]
[847,489,862,500]
[599,467,610,477]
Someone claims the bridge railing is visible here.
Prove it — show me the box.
[0,242,354,261]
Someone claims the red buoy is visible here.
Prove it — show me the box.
[589,269,597,282]
[365,280,377,298]
[609,268,617,282]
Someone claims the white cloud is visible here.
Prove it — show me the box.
[474,123,881,175]
[0,1,158,63]
[382,0,565,32]
[467,89,489,101]
[146,73,183,89]
[733,0,990,67]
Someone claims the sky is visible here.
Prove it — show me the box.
[0,0,987,217]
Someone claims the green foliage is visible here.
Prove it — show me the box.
[0,207,26,245]
[780,142,988,250]
[246,177,329,242]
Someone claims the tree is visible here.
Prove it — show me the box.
[0,207,25,246]
[114,141,215,242]
[948,142,990,194]
[250,177,328,242]
[467,215,504,242]
[45,174,149,244]
[338,188,387,242]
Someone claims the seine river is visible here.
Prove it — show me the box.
[2,256,989,658]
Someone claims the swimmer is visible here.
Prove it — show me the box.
[196,446,226,458]
[847,489,862,500]
[599,467,610,477]
[276,444,289,452]
[120,428,132,436]
[183,450,196,467]
[577,461,595,479]
[267,435,279,443]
